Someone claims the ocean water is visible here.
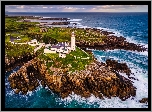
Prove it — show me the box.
[5,12,148,108]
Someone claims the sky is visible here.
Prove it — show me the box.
[5,5,148,12]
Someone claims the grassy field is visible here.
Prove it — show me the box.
[5,17,39,32]
[5,42,35,59]
[5,16,105,73]
[38,46,93,73]
[5,16,107,45]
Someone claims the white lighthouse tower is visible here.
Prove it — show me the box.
[71,32,75,51]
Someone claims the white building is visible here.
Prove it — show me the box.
[44,48,56,53]
[71,32,75,51]
[44,42,71,58]
[28,39,38,46]
[44,32,76,58]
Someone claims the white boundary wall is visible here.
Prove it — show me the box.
[44,49,56,53]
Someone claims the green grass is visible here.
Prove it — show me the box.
[69,47,88,58]
[5,17,39,33]
[5,42,35,59]
[5,36,10,42]
[5,33,31,43]
[5,16,107,45]
[28,27,41,33]
[38,46,93,73]
[5,17,106,46]
[5,16,104,73]
[45,53,59,59]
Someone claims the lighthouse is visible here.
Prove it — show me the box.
[71,32,75,51]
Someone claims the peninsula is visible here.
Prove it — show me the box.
[5,15,147,103]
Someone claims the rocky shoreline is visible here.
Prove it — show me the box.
[76,34,147,52]
[139,98,148,104]
[6,15,70,21]
[8,57,138,101]
[41,22,70,25]
[39,17,70,21]
[5,16,147,103]
[4,14,148,108]
[5,40,146,103]
[5,53,36,72]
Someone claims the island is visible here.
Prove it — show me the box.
[5,15,147,102]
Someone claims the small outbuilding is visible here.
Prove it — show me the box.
[9,36,21,43]
[28,39,38,46]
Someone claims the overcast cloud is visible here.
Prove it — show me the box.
[5,5,148,12]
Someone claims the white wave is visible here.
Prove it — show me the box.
[95,52,125,63]
[118,48,148,57]
[5,82,10,86]
[119,60,148,99]
[95,27,148,49]
[144,44,148,48]
[34,16,41,17]
[6,90,15,96]
[125,36,148,48]
[25,91,33,96]
[6,63,147,108]
[100,46,148,57]
[59,52,148,108]
[106,49,121,52]
[94,49,148,68]
[70,22,80,24]
[96,27,123,37]
[92,51,105,62]
[96,51,148,103]
[61,92,86,105]
[110,48,148,57]
[60,91,147,108]
[42,17,52,18]
[12,70,16,73]
[68,19,82,21]
[77,26,88,28]
[132,50,148,57]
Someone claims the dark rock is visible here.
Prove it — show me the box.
[106,59,132,77]
[8,57,136,101]
[28,85,35,91]
[139,98,148,103]
[75,34,147,52]
[14,89,20,94]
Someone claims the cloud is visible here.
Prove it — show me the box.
[5,5,148,12]
[65,7,73,9]
[101,5,111,8]
[43,7,48,8]
[92,5,148,12]
[17,5,24,8]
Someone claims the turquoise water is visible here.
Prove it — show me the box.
[5,12,148,108]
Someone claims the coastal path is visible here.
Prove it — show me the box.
[34,43,45,53]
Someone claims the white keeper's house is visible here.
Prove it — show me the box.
[44,32,76,58]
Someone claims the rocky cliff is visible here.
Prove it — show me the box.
[8,57,137,101]
[76,35,147,52]
[5,53,36,72]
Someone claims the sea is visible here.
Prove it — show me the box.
[5,12,148,108]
